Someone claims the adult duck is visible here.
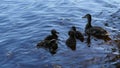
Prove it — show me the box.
[82,14,111,42]
[66,30,76,50]
[71,26,84,42]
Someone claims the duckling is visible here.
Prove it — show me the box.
[37,39,58,54]
[82,14,111,42]
[66,30,76,51]
[45,29,59,40]
[71,26,84,42]
[48,39,58,55]
[36,39,58,55]
[36,29,59,48]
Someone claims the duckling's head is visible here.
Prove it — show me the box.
[68,30,75,37]
[71,26,76,31]
[82,14,91,19]
[51,29,59,35]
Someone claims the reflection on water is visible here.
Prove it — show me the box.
[105,54,120,68]
[86,34,91,47]
[115,62,120,68]
[86,33,112,47]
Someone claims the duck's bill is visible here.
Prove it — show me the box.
[82,16,86,18]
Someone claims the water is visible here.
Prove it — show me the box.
[0,0,120,68]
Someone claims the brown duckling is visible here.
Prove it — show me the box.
[71,26,84,42]
[36,29,59,48]
[45,29,59,40]
[82,14,111,42]
[66,30,76,51]
[36,39,58,55]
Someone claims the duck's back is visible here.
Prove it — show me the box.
[45,35,58,40]
[87,26,108,36]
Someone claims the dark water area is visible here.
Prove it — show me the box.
[0,0,120,68]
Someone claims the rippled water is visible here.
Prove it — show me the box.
[0,0,120,68]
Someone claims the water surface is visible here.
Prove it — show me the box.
[0,0,120,68]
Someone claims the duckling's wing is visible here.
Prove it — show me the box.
[51,43,58,50]
[66,38,76,46]
[76,31,84,42]
[36,41,45,48]
[66,38,70,46]
[66,38,76,50]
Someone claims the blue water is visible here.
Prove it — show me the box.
[0,0,120,68]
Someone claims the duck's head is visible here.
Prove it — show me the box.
[68,30,75,37]
[82,14,91,19]
[71,26,76,31]
[51,29,59,35]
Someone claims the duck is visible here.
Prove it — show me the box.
[82,14,111,42]
[45,29,59,40]
[71,26,84,42]
[66,30,76,50]
[36,29,59,48]
[36,39,58,54]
